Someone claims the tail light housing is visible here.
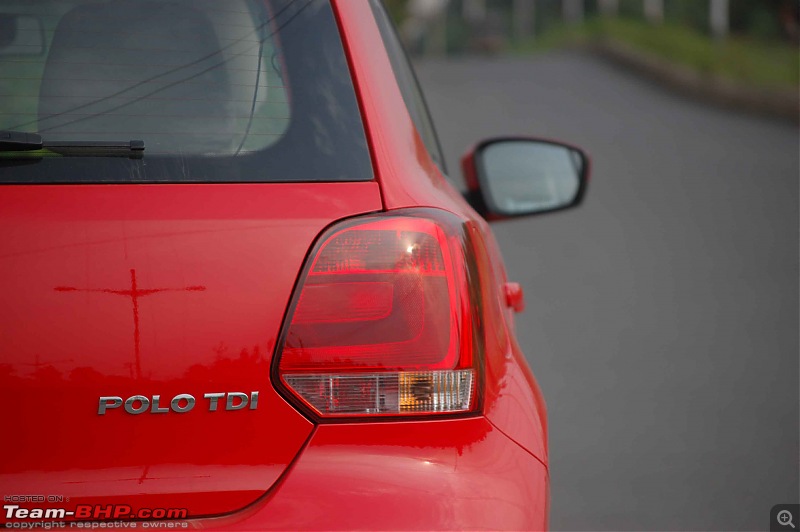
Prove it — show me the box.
[274,209,483,419]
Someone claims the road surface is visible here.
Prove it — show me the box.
[415,50,799,531]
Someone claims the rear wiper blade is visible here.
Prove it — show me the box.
[0,130,144,157]
[0,131,43,151]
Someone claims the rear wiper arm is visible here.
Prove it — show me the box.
[0,130,144,157]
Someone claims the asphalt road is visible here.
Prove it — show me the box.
[414,50,799,531]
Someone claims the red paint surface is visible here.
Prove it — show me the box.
[333,0,549,467]
[55,268,207,380]
[196,418,548,531]
[0,183,381,518]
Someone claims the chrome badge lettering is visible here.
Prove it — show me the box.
[98,392,259,415]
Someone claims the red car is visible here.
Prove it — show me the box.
[0,1,589,530]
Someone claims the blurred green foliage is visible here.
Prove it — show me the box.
[618,0,788,39]
[603,17,797,87]
[515,16,800,88]
[384,0,797,42]
[382,1,798,88]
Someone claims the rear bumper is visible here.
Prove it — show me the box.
[192,416,548,531]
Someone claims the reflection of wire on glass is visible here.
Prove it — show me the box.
[234,6,268,156]
[10,0,310,133]
[36,0,312,134]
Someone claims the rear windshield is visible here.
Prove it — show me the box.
[0,0,373,183]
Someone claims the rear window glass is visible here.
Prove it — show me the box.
[0,0,373,183]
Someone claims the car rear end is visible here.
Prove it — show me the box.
[0,1,549,529]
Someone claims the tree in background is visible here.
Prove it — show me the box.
[709,0,729,39]
[665,0,788,40]
[562,0,585,24]
[599,0,620,17]
[644,0,664,24]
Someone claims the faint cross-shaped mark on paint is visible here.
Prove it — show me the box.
[55,268,206,379]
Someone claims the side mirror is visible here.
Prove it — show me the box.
[461,137,590,220]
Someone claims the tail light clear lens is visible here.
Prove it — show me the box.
[274,209,482,419]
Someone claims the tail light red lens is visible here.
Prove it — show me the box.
[275,209,481,419]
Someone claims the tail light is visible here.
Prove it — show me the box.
[274,209,483,419]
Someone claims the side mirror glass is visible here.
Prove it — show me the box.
[462,138,590,219]
[0,15,45,57]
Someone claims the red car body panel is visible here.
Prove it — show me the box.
[0,183,381,517]
[333,0,549,466]
[198,418,548,531]
[1,1,552,529]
